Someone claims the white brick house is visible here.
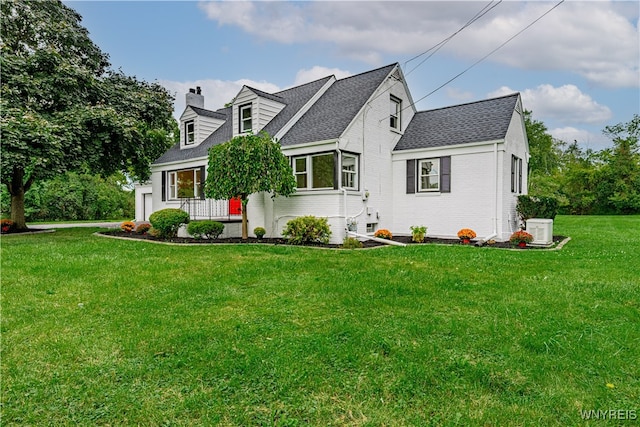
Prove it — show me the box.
[135,63,529,243]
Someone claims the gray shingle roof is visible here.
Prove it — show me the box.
[153,76,334,165]
[190,106,226,120]
[246,86,285,104]
[279,63,397,146]
[394,93,520,151]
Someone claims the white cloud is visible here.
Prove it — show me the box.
[159,78,280,119]
[293,66,352,86]
[489,84,612,125]
[198,1,639,88]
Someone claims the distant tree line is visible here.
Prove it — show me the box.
[525,112,640,215]
[0,172,134,222]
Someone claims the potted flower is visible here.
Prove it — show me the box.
[410,225,427,243]
[254,226,266,240]
[457,228,476,244]
[509,230,533,248]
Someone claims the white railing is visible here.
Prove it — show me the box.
[180,198,241,220]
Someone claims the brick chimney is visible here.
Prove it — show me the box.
[186,86,204,108]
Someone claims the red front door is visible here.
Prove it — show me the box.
[229,197,242,215]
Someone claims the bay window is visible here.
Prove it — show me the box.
[293,152,359,190]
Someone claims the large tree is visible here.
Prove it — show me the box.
[1,0,176,230]
[205,132,296,239]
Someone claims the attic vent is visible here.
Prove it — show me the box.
[391,70,401,80]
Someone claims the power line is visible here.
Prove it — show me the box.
[404,0,502,77]
[406,0,565,112]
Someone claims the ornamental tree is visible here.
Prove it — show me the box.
[0,0,176,230]
[205,132,296,239]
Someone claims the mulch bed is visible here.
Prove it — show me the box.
[100,230,567,250]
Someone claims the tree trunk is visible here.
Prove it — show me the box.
[10,190,27,230]
[241,197,248,240]
[8,168,31,231]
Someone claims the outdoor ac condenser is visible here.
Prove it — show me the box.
[526,219,553,246]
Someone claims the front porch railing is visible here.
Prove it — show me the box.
[180,198,241,221]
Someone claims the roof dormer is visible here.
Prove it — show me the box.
[232,86,286,137]
[179,87,226,149]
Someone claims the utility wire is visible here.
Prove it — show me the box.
[370,0,502,110]
[404,0,502,77]
[405,0,565,112]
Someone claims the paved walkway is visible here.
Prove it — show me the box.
[28,222,122,230]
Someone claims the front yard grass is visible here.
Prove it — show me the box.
[1,216,638,425]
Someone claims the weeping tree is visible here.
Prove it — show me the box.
[0,0,176,230]
[205,132,296,239]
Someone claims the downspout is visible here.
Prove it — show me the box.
[476,140,499,246]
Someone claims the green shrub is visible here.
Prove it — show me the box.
[410,225,427,243]
[517,195,559,221]
[282,216,331,245]
[149,208,190,239]
[342,237,363,249]
[253,227,266,239]
[187,220,224,239]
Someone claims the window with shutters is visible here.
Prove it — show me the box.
[168,168,202,199]
[406,157,451,194]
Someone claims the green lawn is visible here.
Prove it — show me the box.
[1,216,638,425]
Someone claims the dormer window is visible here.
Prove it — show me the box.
[240,103,252,133]
[390,95,401,130]
[185,120,195,145]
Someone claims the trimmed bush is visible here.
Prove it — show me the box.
[517,195,559,221]
[135,223,151,235]
[149,208,190,239]
[282,216,331,245]
[253,227,266,239]
[342,237,363,249]
[187,220,224,239]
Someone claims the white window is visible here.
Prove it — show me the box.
[390,96,401,130]
[341,153,358,189]
[418,158,440,192]
[293,157,308,188]
[511,155,523,193]
[240,104,252,133]
[185,121,195,145]
[293,153,335,190]
[169,168,202,199]
[366,223,377,233]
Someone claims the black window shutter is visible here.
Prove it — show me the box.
[511,155,516,193]
[406,159,416,194]
[333,151,339,190]
[441,156,451,193]
[518,158,523,193]
[199,166,206,199]
[161,171,166,201]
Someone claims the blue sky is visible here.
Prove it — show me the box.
[66,0,639,151]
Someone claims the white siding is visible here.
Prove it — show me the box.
[232,87,285,138]
[179,107,224,148]
[500,104,530,239]
[392,144,500,240]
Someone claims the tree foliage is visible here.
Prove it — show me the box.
[0,172,134,221]
[0,0,176,229]
[205,132,296,239]
[525,112,640,215]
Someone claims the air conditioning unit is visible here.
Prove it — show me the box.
[526,218,553,246]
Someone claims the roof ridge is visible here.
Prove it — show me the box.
[335,62,398,83]
[418,92,520,114]
[275,75,333,96]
